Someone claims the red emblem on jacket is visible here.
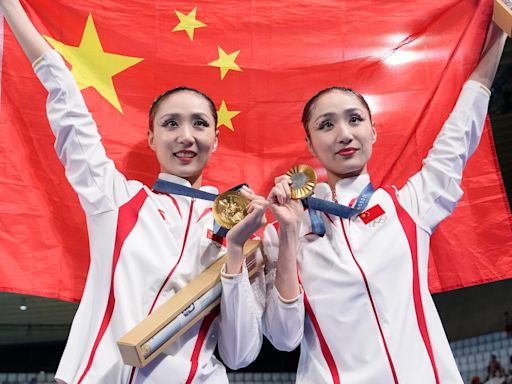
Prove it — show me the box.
[359,204,385,225]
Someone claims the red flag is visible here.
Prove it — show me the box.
[0,0,510,302]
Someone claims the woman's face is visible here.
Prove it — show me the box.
[148,91,218,187]
[306,90,376,182]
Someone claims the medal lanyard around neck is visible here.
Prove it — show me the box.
[153,179,374,236]
[303,182,375,235]
[152,179,247,237]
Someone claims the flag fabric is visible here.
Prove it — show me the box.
[0,0,511,302]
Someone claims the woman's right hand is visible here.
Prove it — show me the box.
[267,175,303,229]
[267,175,302,301]
[468,21,507,89]
[1,0,52,63]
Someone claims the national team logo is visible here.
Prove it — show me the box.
[369,214,388,227]
[359,205,386,226]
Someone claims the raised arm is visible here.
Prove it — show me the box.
[469,22,508,89]
[262,175,305,351]
[267,176,302,300]
[217,187,268,369]
[1,0,50,63]
[399,22,507,232]
[2,0,135,214]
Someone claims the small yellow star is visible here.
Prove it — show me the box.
[217,100,240,131]
[208,46,242,80]
[44,14,143,113]
[172,7,207,41]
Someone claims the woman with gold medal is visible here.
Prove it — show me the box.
[263,21,508,384]
[1,0,268,383]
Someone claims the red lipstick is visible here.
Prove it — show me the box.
[337,147,359,156]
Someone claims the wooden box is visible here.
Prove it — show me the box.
[117,239,262,367]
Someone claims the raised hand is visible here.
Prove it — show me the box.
[468,21,507,89]
[267,175,304,230]
[1,0,52,62]
[226,186,268,246]
[225,186,268,274]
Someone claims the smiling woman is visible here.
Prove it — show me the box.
[263,21,508,384]
[0,0,268,383]
[148,88,218,188]
[302,87,376,182]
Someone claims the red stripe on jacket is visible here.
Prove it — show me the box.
[383,186,440,384]
[298,274,341,384]
[185,307,220,384]
[77,189,148,384]
[340,219,399,383]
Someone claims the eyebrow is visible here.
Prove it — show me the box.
[315,108,365,123]
[315,112,337,124]
[159,112,211,122]
[343,107,365,116]
[159,113,180,121]
[191,113,210,121]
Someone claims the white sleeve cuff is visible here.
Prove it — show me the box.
[464,79,491,97]
[274,285,303,305]
[32,49,62,71]
[32,55,45,70]
[220,262,248,281]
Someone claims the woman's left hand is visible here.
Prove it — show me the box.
[227,186,268,246]
[225,186,268,273]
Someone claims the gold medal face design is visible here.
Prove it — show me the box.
[213,191,249,229]
[286,164,317,199]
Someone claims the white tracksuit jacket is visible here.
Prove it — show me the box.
[263,80,491,384]
[34,50,264,384]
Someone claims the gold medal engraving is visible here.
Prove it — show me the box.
[213,191,249,229]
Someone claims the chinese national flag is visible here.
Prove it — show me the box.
[1,0,511,302]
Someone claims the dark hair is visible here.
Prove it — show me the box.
[149,87,218,131]
[301,87,372,134]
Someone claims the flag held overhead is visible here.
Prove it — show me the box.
[0,0,510,302]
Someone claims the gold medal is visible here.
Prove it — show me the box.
[213,191,249,229]
[286,164,317,199]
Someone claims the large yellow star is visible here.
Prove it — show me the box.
[217,100,240,131]
[172,8,207,41]
[208,46,242,80]
[44,14,143,113]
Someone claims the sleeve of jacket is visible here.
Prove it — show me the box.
[262,223,304,352]
[398,80,491,233]
[217,249,265,369]
[33,50,137,215]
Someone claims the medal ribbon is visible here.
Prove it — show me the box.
[303,183,375,235]
[152,179,247,237]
